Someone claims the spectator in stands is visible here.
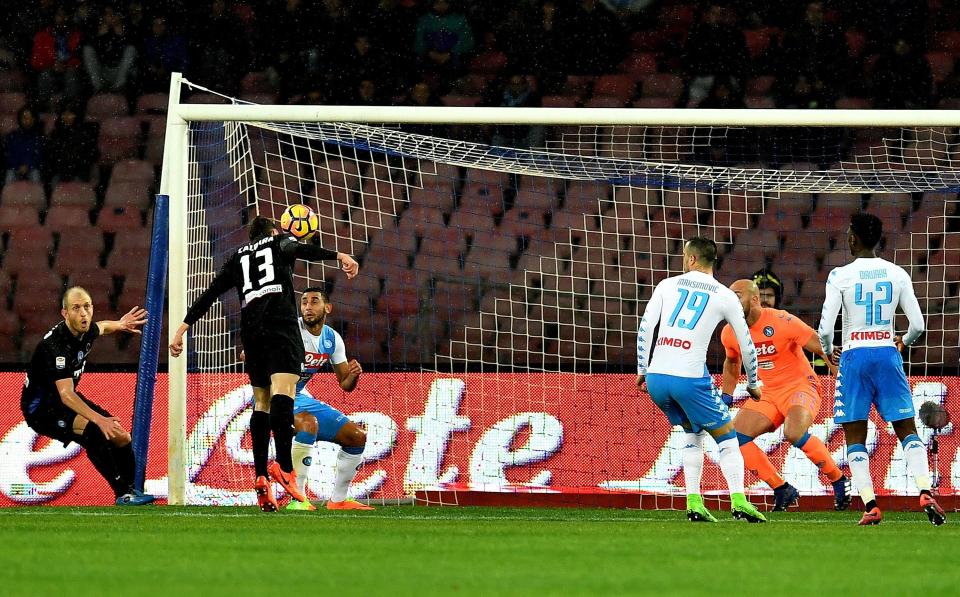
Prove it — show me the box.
[344,33,390,96]
[683,4,749,107]
[871,38,933,109]
[402,80,446,137]
[188,0,245,94]
[124,1,150,43]
[564,0,625,75]
[141,16,188,93]
[264,0,320,104]
[31,6,84,110]
[776,2,847,105]
[350,79,384,106]
[45,102,97,185]
[82,6,138,95]
[517,1,567,95]
[698,75,746,109]
[484,73,544,149]
[414,0,475,91]
[3,106,45,184]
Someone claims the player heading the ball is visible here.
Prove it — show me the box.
[169,215,359,512]
[637,237,766,523]
[818,212,944,526]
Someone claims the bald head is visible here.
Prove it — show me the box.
[730,279,761,320]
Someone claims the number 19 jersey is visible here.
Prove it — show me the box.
[638,271,759,385]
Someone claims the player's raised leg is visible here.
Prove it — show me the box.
[266,372,309,503]
[891,418,946,526]
[782,403,851,510]
[733,405,798,511]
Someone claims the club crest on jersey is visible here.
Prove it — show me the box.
[763,326,775,337]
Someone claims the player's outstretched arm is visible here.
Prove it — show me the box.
[286,236,359,279]
[97,306,148,336]
[169,322,189,357]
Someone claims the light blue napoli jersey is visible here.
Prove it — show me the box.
[296,319,347,393]
[818,257,925,353]
[637,270,759,386]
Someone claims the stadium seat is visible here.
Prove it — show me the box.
[592,74,638,102]
[314,158,360,204]
[110,159,155,185]
[631,97,677,108]
[420,226,467,257]
[98,117,142,164]
[541,95,579,108]
[585,96,626,108]
[743,28,777,59]
[97,205,143,232]
[0,205,40,231]
[745,95,776,109]
[0,91,25,114]
[135,93,168,115]
[459,169,508,216]
[415,160,459,190]
[0,70,25,92]
[469,50,507,75]
[933,30,960,56]
[640,74,684,102]
[448,208,495,236]
[398,205,446,237]
[1,180,46,210]
[925,52,955,83]
[746,76,776,96]
[12,270,63,314]
[50,182,97,210]
[104,180,152,211]
[629,29,666,51]
[409,185,456,213]
[499,207,546,238]
[562,75,594,98]
[440,94,480,107]
[86,93,129,121]
[835,97,873,110]
[619,52,658,77]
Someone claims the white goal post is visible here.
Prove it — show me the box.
[161,73,960,506]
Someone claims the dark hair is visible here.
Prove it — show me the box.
[751,268,783,306]
[685,236,718,266]
[850,212,883,250]
[301,286,329,302]
[247,216,278,241]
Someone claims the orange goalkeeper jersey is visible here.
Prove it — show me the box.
[721,307,817,391]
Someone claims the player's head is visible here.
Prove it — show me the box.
[848,212,882,254]
[248,216,280,241]
[300,286,331,327]
[682,237,717,273]
[730,279,761,319]
[751,268,783,308]
[61,286,93,335]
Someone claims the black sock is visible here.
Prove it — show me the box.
[111,442,136,489]
[250,410,271,478]
[80,426,128,498]
[865,499,878,511]
[269,394,294,473]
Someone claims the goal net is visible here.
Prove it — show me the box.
[167,82,960,510]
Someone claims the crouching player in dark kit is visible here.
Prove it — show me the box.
[21,287,154,505]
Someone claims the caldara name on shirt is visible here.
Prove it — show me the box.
[242,283,282,306]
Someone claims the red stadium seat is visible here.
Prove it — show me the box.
[925,52,955,83]
[746,76,776,96]
[835,97,873,110]
[408,185,455,213]
[745,96,776,109]
[934,30,960,56]
[0,91,26,114]
[440,94,479,107]
[585,96,626,108]
[0,70,25,92]
[104,181,152,210]
[97,205,143,232]
[541,95,579,108]
[619,52,657,77]
[640,74,684,101]
[743,28,777,59]
[50,182,97,209]
[47,205,93,233]
[1,180,46,210]
[110,159,155,185]
[593,74,638,102]
[98,117,142,164]
[469,51,508,75]
[0,205,40,230]
[135,93,168,114]
[86,93,129,121]
[397,205,445,237]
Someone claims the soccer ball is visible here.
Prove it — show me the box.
[280,204,320,240]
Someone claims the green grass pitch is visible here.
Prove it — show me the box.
[1,506,957,596]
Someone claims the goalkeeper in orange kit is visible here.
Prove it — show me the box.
[720,279,852,511]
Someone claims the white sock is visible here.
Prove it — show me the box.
[331,449,363,502]
[847,445,876,505]
[716,437,745,494]
[291,440,313,497]
[682,432,704,495]
[901,434,932,492]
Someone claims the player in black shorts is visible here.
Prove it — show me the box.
[21,287,153,505]
[168,216,359,512]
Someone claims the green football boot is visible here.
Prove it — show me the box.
[731,493,767,523]
[686,494,718,523]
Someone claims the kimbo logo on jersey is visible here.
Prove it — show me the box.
[656,337,692,350]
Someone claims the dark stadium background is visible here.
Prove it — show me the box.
[0,0,958,368]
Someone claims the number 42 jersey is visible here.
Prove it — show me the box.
[818,257,925,353]
[637,270,759,385]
